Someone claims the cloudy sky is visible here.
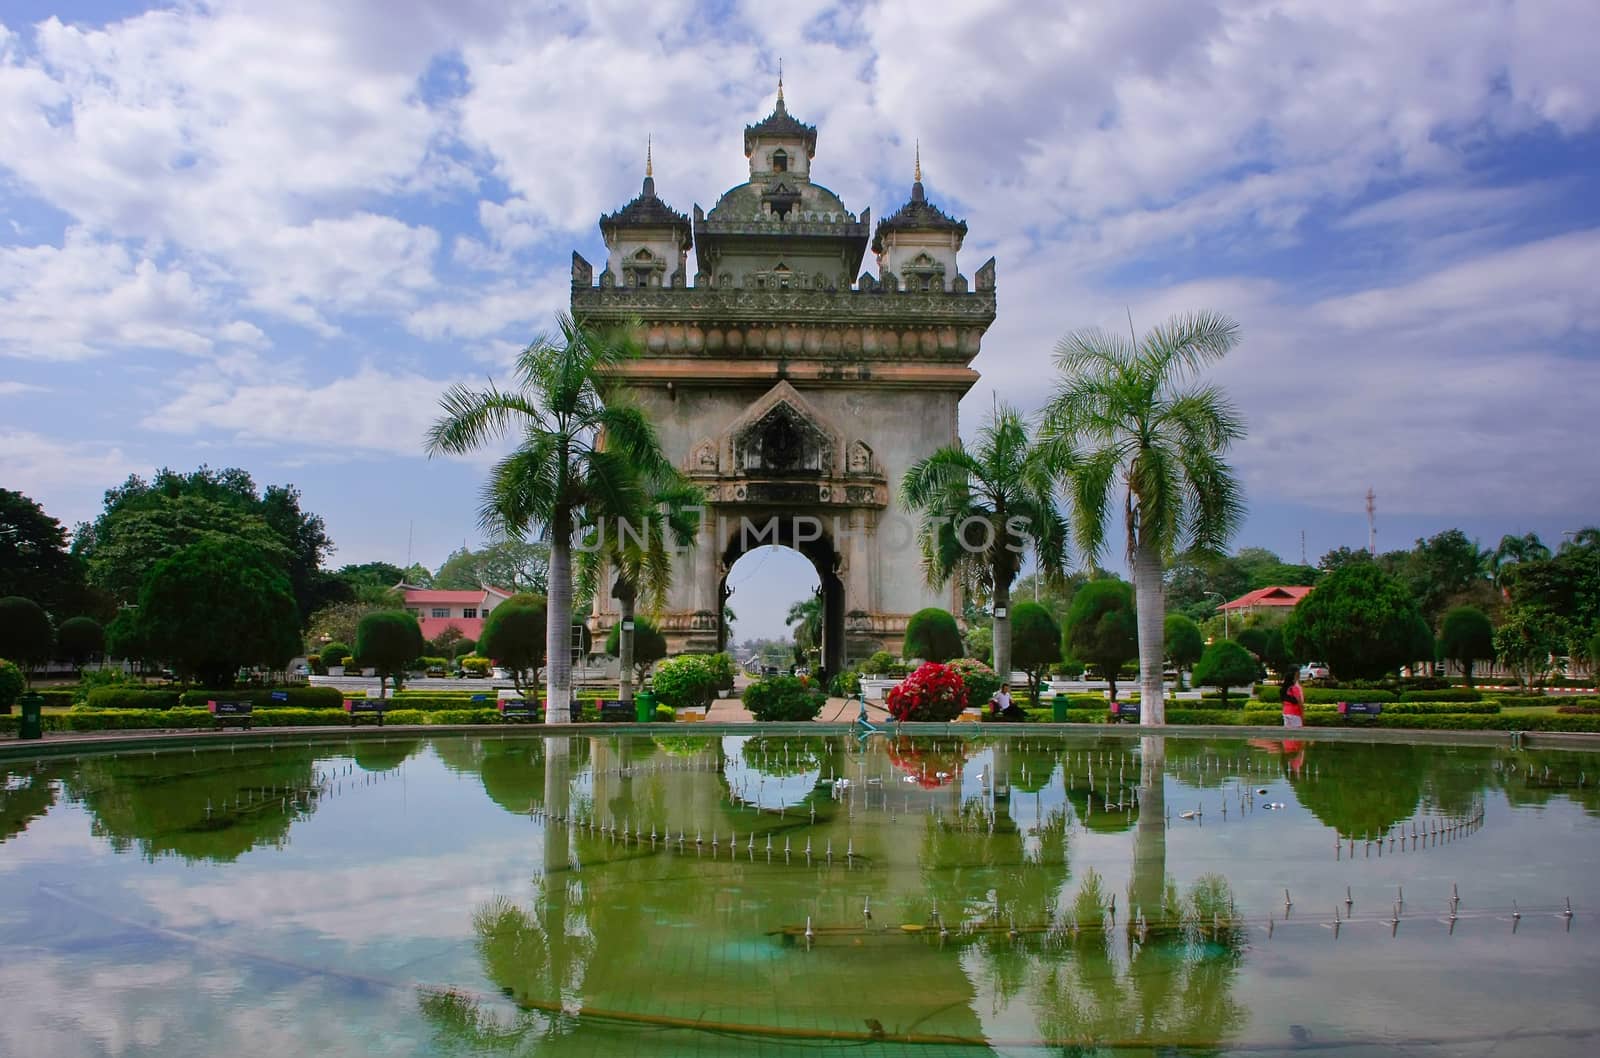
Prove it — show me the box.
[2,0,1597,641]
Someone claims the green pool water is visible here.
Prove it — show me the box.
[2,731,1597,1056]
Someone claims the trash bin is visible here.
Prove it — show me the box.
[18,691,44,740]
[1051,694,1069,723]
[635,690,655,723]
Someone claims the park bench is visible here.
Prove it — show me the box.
[1110,700,1140,723]
[498,699,538,722]
[343,697,385,727]
[1337,701,1384,720]
[207,699,253,731]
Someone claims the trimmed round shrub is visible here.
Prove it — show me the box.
[903,608,962,663]
[1192,640,1260,709]
[0,596,54,676]
[0,659,24,712]
[321,641,352,667]
[356,611,425,693]
[460,654,491,677]
[57,616,106,669]
[479,594,547,691]
[652,654,717,711]
[886,661,969,722]
[452,638,477,658]
[859,650,899,676]
[744,675,826,721]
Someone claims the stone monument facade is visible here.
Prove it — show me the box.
[572,83,996,673]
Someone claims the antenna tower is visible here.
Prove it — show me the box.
[1365,489,1376,555]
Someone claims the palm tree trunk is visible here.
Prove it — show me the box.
[992,564,1012,688]
[1129,735,1166,919]
[545,513,573,723]
[616,588,636,705]
[1133,539,1167,725]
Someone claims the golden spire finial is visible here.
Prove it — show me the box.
[777,58,784,105]
[914,139,921,183]
[646,134,653,178]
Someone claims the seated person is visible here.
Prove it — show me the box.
[989,684,1027,722]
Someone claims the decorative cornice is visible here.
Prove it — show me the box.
[573,285,995,326]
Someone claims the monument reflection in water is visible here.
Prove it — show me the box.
[1,732,1596,1056]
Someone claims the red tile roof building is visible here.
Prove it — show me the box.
[400,584,515,642]
[1217,585,1313,614]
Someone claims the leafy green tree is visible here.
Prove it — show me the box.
[1318,546,1373,574]
[334,562,407,606]
[963,623,993,664]
[0,596,54,685]
[1191,640,1258,708]
[1,489,92,619]
[479,594,548,695]
[900,403,1067,683]
[904,607,963,663]
[1282,563,1424,680]
[1235,624,1299,681]
[436,540,552,594]
[355,610,425,697]
[1062,579,1138,701]
[133,539,301,686]
[1040,312,1246,724]
[56,616,105,672]
[1438,606,1494,685]
[1009,601,1061,704]
[426,313,674,722]
[73,467,333,624]
[605,615,667,682]
[1492,606,1562,689]
[1500,530,1600,640]
[105,608,151,671]
[1395,529,1490,626]
[1163,613,1204,688]
[1589,628,1600,682]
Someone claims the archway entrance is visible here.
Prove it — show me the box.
[717,518,844,683]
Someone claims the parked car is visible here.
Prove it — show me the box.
[1299,662,1330,681]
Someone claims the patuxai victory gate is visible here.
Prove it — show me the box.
[573,81,996,675]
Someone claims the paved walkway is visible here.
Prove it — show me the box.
[703,696,893,724]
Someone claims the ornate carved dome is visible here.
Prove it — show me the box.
[599,174,692,249]
[871,178,967,254]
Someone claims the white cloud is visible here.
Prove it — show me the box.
[0,380,46,395]
[0,230,261,360]
[0,429,140,524]
[143,364,461,458]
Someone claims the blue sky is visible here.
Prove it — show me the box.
[3,0,1598,641]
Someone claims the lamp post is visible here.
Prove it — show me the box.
[1204,591,1229,640]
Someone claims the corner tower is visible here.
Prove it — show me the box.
[572,83,998,674]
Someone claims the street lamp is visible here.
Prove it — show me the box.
[1204,591,1229,639]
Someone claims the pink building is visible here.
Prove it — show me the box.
[400,584,515,643]
[1217,585,1313,616]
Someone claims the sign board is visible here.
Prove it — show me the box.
[207,699,252,717]
[1112,700,1140,721]
[1338,701,1384,716]
[270,690,288,702]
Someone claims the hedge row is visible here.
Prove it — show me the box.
[177,688,346,710]
[1258,686,1398,704]
[1397,688,1483,703]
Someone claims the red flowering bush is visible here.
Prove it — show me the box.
[885,661,968,722]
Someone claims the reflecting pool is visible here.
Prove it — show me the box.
[2,732,1597,1056]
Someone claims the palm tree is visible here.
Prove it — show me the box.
[426,313,673,722]
[900,404,1068,682]
[786,594,823,656]
[1039,312,1246,725]
[1492,532,1550,589]
[576,475,701,704]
